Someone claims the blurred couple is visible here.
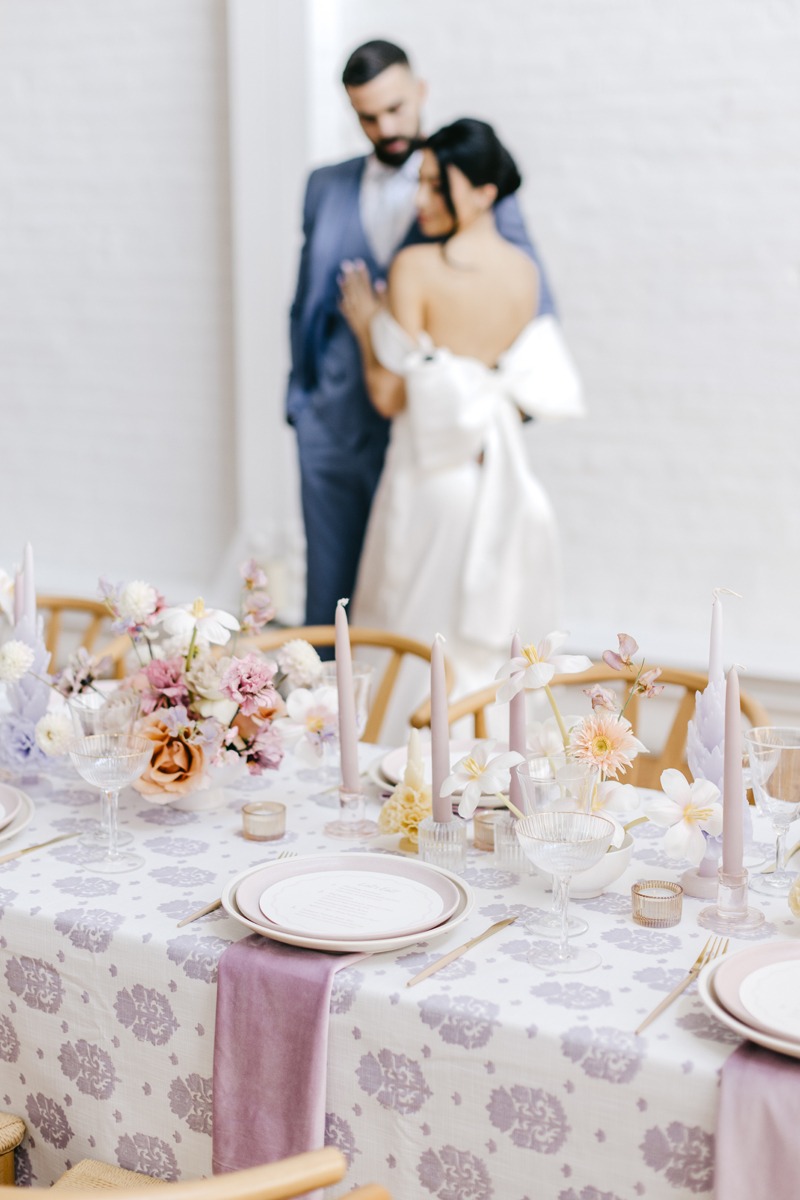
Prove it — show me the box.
[287,39,583,716]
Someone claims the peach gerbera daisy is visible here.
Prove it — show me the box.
[569,712,647,779]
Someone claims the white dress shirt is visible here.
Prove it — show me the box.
[359,150,422,268]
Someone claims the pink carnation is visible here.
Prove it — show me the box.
[247,725,284,774]
[221,654,279,716]
[140,658,189,713]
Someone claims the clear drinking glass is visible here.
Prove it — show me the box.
[515,811,615,972]
[515,755,599,937]
[321,661,377,837]
[744,727,800,896]
[68,733,152,874]
[68,691,141,847]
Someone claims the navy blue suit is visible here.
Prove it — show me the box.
[287,154,556,628]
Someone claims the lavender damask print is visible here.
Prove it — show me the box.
[357,1049,432,1114]
[559,1187,628,1200]
[0,1014,20,1062]
[5,956,64,1013]
[561,1026,643,1083]
[640,1122,714,1194]
[169,1074,212,1136]
[143,836,211,857]
[54,907,124,953]
[25,1093,73,1149]
[116,1132,179,1181]
[531,980,612,1010]
[166,934,229,983]
[487,1085,571,1154]
[324,1113,358,1166]
[59,1040,117,1098]
[149,866,216,888]
[418,994,499,1048]
[418,1145,493,1200]
[114,984,179,1044]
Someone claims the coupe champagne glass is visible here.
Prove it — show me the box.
[68,691,141,847]
[744,727,800,895]
[515,755,599,937]
[68,734,152,874]
[515,811,614,972]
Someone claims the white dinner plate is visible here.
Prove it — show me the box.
[0,784,23,832]
[257,865,461,940]
[0,787,34,844]
[381,739,509,789]
[697,957,800,1060]
[222,853,474,953]
[711,941,800,1044]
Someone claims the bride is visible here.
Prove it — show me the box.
[339,117,583,728]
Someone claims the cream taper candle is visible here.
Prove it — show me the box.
[430,634,451,822]
[721,665,743,876]
[334,598,360,794]
[22,543,35,624]
[708,590,724,686]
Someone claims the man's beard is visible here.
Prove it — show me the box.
[374,135,418,168]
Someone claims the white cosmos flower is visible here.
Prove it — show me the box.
[35,712,74,757]
[440,742,524,819]
[0,570,14,623]
[495,631,592,703]
[647,768,723,866]
[593,778,639,815]
[157,599,239,647]
[0,639,35,684]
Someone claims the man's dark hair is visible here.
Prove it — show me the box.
[342,40,410,88]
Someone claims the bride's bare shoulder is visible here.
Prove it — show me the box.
[390,243,441,279]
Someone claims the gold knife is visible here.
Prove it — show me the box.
[406,917,517,987]
[177,898,222,928]
[0,832,80,866]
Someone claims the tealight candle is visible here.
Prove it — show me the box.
[241,801,286,842]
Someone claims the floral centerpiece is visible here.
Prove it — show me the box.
[94,562,296,804]
[445,629,724,867]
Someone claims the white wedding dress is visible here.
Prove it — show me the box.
[352,310,584,742]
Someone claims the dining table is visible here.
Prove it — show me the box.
[0,745,797,1199]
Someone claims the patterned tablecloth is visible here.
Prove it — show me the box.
[0,751,795,1199]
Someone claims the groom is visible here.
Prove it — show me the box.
[287,39,556,629]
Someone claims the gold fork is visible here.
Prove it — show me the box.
[635,935,729,1035]
[176,850,297,927]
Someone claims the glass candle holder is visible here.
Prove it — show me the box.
[631,880,684,928]
[473,809,505,852]
[492,813,532,875]
[418,816,467,875]
[241,800,286,842]
[697,866,765,933]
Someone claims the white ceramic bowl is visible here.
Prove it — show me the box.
[570,832,634,899]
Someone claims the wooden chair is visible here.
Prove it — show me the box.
[240,626,454,744]
[411,662,771,789]
[37,595,126,679]
[0,1120,390,1198]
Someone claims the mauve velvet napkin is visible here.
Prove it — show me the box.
[212,934,364,1178]
[716,1041,800,1199]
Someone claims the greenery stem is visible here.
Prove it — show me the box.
[544,683,570,747]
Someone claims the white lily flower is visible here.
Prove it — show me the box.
[496,631,592,703]
[647,768,723,866]
[592,778,639,815]
[157,598,239,647]
[440,742,524,819]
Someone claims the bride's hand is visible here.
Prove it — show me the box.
[338,260,385,339]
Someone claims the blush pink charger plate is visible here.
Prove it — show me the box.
[222,852,474,953]
[697,942,800,1058]
[0,783,33,842]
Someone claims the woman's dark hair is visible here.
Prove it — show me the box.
[342,40,410,87]
[424,118,522,234]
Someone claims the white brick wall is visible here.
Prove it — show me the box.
[2,0,799,693]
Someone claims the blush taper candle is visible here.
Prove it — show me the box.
[430,634,451,822]
[508,632,526,814]
[721,665,744,876]
[334,598,360,794]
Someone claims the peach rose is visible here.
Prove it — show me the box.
[132,716,207,801]
[233,697,286,744]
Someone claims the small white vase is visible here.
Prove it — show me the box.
[166,761,245,812]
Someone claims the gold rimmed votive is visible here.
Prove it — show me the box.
[631,880,683,928]
[241,800,286,842]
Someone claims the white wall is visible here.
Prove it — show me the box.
[2,0,800,691]
[0,0,237,603]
